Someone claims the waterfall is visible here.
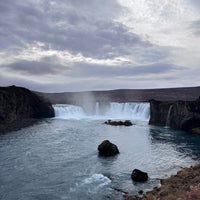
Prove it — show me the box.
[165,105,173,128]
[53,102,150,121]
[54,104,85,120]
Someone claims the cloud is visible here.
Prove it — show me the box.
[0,0,169,60]
[0,0,200,91]
[70,62,183,78]
[191,0,200,8]
[190,20,200,36]
[2,60,64,75]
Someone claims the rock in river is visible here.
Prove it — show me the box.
[131,169,148,182]
[104,120,133,126]
[98,140,119,156]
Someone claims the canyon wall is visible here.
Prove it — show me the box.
[149,98,200,132]
[0,86,55,130]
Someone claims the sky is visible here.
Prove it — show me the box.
[0,0,200,92]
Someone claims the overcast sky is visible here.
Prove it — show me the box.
[0,0,200,92]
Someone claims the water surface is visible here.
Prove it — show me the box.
[0,103,200,200]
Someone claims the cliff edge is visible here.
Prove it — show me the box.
[0,86,55,133]
[149,98,200,132]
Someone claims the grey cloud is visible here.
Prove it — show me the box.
[0,73,46,91]
[0,0,169,62]
[3,60,65,75]
[0,0,195,92]
[69,63,183,78]
[59,22,146,58]
[190,20,200,36]
[191,0,200,8]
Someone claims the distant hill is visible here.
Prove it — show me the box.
[36,86,200,105]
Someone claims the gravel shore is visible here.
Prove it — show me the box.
[124,163,200,200]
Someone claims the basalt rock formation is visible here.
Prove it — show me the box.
[149,98,200,132]
[104,120,133,126]
[131,169,148,182]
[98,140,119,156]
[0,86,55,133]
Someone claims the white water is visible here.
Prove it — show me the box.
[53,102,150,121]
[165,105,173,128]
[69,174,111,195]
[83,174,111,187]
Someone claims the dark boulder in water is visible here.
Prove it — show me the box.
[0,85,55,133]
[104,120,133,126]
[131,169,148,182]
[98,140,119,156]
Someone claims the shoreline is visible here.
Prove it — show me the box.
[0,119,39,135]
[124,162,200,200]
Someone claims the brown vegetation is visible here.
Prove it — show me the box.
[124,163,200,200]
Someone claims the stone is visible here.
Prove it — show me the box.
[138,190,144,195]
[191,127,200,135]
[131,169,148,182]
[98,140,119,156]
[104,120,133,126]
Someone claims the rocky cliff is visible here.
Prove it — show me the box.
[0,86,55,132]
[149,98,200,132]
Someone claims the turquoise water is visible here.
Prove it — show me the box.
[1,117,200,200]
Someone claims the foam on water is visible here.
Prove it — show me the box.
[69,174,111,197]
[83,174,111,187]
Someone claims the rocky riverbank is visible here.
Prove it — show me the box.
[124,163,200,200]
[0,85,55,134]
[149,98,200,133]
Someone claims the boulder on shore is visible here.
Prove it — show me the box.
[98,140,119,156]
[104,120,133,126]
[131,169,148,182]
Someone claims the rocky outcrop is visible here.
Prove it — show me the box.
[149,98,200,131]
[104,120,133,126]
[125,164,200,200]
[0,86,55,131]
[191,127,200,135]
[98,140,119,156]
[131,169,148,182]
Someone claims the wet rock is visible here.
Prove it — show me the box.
[131,169,148,182]
[191,127,200,135]
[138,190,144,195]
[98,140,119,156]
[104,120,133,126]
[149,98,200,131]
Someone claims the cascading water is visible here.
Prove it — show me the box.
[53,102,150,121]
[165,105,173,128]
[54,104,85,119]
